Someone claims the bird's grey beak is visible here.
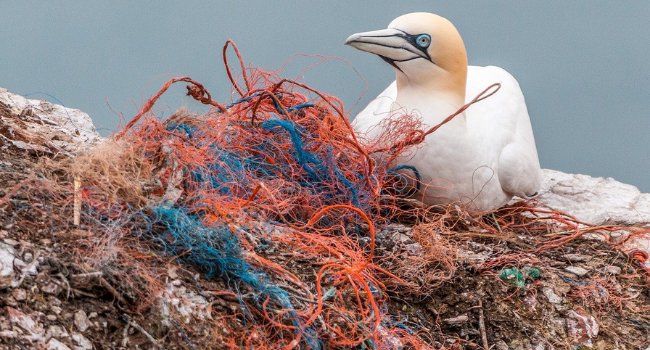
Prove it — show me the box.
[345,28,428,64]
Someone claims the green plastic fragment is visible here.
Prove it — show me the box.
[499,267,541,286]
[525,267,541,279]
[500,267,525,286]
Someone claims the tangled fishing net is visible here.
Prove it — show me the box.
[37,40,650,349]
[65,41,427,349]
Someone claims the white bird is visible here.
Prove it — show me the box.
[346,12,541,211]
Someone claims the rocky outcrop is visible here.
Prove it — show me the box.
[0,88,101,156]
[538,169,650,226]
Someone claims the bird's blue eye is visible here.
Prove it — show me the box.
[416,34,431,48]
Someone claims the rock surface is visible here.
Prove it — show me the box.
[566,307,599,347]
[538,169,650,226]
[0,88,101,156]
[73,310,89,333]
[0,242,15,289]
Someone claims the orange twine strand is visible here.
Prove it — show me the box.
[372,83,501,162]
[116,77,226,139]
[223,39,252,97]
[291,204,383,344]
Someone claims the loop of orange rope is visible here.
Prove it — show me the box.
[629,249,649,264]
[223,39,252,97]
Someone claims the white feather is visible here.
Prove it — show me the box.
[353,65,541,210]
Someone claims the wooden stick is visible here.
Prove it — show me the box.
[99,276,130,307]
[478,300,489,350]
[73,176,81,226]
[128,318,162,350]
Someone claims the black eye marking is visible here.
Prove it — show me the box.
[393,29,434,63]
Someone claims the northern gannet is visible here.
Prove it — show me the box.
[346,12,541,211]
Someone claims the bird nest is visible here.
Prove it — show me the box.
[1,41,649,349]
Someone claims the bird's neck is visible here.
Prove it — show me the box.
[395,72,468,128]
[395,66,466,105]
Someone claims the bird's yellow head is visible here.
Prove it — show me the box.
[346,12,468,103]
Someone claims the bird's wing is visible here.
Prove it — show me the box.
[351,81,397,140]
[466,66,542,197]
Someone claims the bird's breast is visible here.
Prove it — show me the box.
[389,90,513,209]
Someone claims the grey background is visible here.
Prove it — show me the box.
[2,2,649,192]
